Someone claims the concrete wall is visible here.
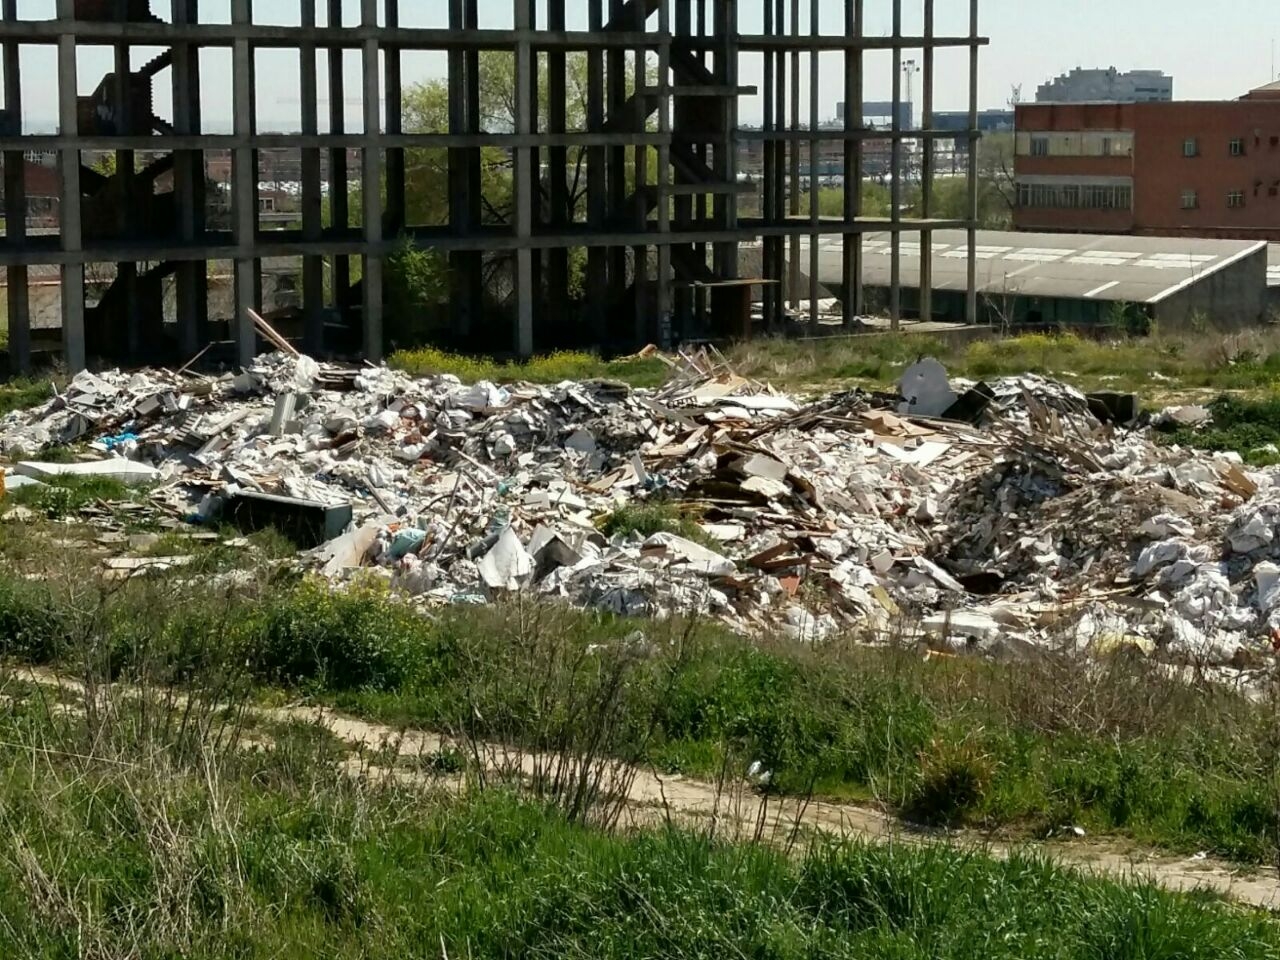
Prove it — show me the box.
[1154,247,1268,330]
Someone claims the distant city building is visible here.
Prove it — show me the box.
[1036,67,1173,103]
[835,101,912,129]
[1013,83,1280,240]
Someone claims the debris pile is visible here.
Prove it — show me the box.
[2,350,1280,675]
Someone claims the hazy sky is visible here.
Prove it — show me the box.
[9,0,1280,130]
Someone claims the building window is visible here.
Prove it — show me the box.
[1101,136,1113,157]
[1230,138,1245,156]
[1183,138,1199,158]
[1227,191,1246,208]
[1017,182,1132,211]
[1181,190,1198,209]
[1030,137,1049,157]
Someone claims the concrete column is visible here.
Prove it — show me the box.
[966,0,980,325]
[586,1,607,343]
[606,0,626,334]
[807,0,819,336]
[384,0,404,235]
[787,0,799,310]
[360,0,383,361]
[113,16,139,358]
[655,0,672,348]
[919,0,934,324]
[4,0,29,373]
[760,0,776,333]
[547,0,569,340]
[513,0,534,357]
[231,0,257,366]
[56,0,84,372]
[300,0,324,354]
[328,0,349,310]
[172,0,205,357]
[841,0,864,327]
[889,0,902,331]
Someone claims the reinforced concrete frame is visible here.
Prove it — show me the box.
[0,0,986,373]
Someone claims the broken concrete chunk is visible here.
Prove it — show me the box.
[740,475,791,501]
[641,532,736,577]
[564,429,597,454]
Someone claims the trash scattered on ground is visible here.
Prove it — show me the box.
[2,347,1279,681]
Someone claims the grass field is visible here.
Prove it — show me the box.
[0,508,1278,867]
[385,329,1280,401]
[728,328,1280,394]
[1,674,1278,959]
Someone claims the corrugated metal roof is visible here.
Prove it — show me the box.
[802,230,1267,305]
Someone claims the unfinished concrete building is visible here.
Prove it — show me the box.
[0,0,985,373]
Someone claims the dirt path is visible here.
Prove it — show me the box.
[277,701,1280,911]
[12,667,1280,910]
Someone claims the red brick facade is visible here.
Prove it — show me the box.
[1014,92,1280,240]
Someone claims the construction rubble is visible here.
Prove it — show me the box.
[2,350,1280,677]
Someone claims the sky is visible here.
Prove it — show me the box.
[8,0,1280,131]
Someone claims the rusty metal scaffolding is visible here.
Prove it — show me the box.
[0,0,986,373]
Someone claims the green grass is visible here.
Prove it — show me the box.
[1158,394,1280,466]
[6,473,137,518]
[598,501,719,547]
[0,683,1277,960]
[0,528,1278,868]
[389,346,670,388]
[729,330,1280,394]
[0,375,53,416]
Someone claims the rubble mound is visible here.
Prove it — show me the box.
[1,349,1276,681]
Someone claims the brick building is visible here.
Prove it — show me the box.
[1014,85,1280,240]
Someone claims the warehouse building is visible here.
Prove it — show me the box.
[800,229,1268,331]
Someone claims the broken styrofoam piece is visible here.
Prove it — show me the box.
[15,459,160,486]
[922,610,1003,645]
[478,527,535,590]
[898,358,958,418]
[318,522,383,577]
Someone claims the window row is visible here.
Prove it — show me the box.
[1182,136,1277,157]
[1016,182,1132,210]
[1180,189,1264,209]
